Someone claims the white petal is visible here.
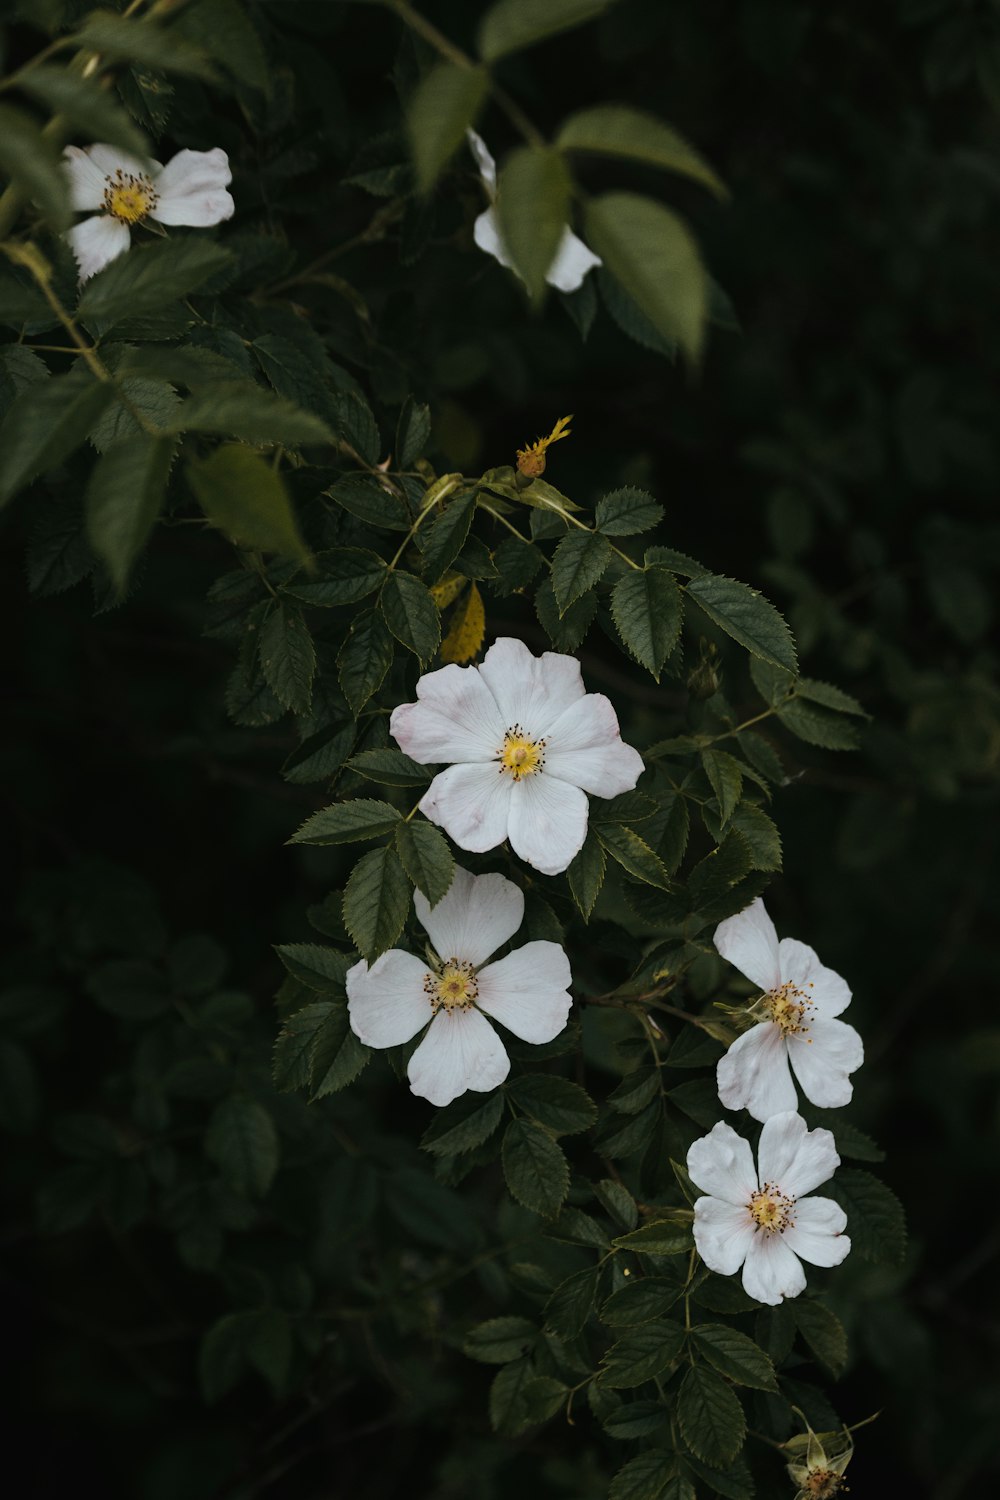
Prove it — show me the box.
[786,1018,864,1109]
[543,693,645,796]
[687,1121,758,1206]
[419,762,513,854]
[390,661,505,763]
[506,772,588,875]
[346,951,431,1048]
[779,937,852,1018]
[714,897,781,991]
[414,865,524,967]
[407,1006,509,1106]
[63,145,109,210]
[784,1199,851,1269]
[66,215,131,281]
[693,1196,755,1276]
[474,206,517,271]
[545,227,602,292]
[717,1022,797,1122]
[151,147,234,226]
[741,1233,807,1305]
[467,129,497,193]
[478,638,585,738]
[476,941,572,1043]
[757,1112,840,1199]
[85,143,157,181]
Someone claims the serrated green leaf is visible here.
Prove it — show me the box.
[465,1316,539,1364]
[600,1319,685,1387]
[796,676,868,717]
[187,445,310,563]
[604,1403,670,1442]
[396,396,432,468]
[551,529,613,613]
[545,1264,603,1337]
[395,818,454,905]
[172,383,333,445]
[495,144,573,302]
[608,1451,676,1500]
[328,473,409,531]
[205,1095,279,1198]
[381,570,441,662]
[337,609,394,714]
[567,829,606,919]
[79,239,231,322]
[506,1076,597,1135]
[409,61,488,193]
[536,575,597,651]
[586,194,707,360]
[310,1000,371,1096]
[701,748,744,827]
[611,1219,693,1255]
[420,488,477,584]
[597,824,671,889]
[420,1089,505,1156]
[283,723,356,785]
[729,803,782,870]
[558,105,726,196]
[85,430,175,592]
[173,0,270,91]
[489,1359,567,1436]
[689,1323,778,1390]
[607,1065,661,1115]
[71,12,218,77]
[289,799,401,846]
[611,567,682,678]
[501,1119,570,1217]
[283,547,387,607]
[595,485,664,536]
[825,1168,906,1266]
[272,1001,333,1090]
[777,698,861,750]
[600,1278,683,1327]
[478,0,616,61]
[677,1365,746,1466]
[686,574,797,672]
[259,603,315,714]
[17,68,150,158]
[0,103,70,230]
[0,371,113,508]
[347,749,429,787]
[342,845,411,961]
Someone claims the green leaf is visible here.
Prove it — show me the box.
[604,1403,670,1441]
[342,845,411,961]
[408,61,488,193]
[501,1119,570,1217]
[677,1365,746,1467]
[600,1319,685,1387]
[495,145,573,302]
[205,1095,279,1198]
[567,829,606,919]
[0,104,70,229]
[289,799,401,846]
[396,397,432,468]
[825,1168,906,1266]
[478,0,616,61]
[172,383,334,445]
[328,473,409,531]
[700,749,744,827]
[609,1452,677,1500]
[465,1316,538,1364]
[777,698,861,751]
[283,723,356,785]
[199,1311,255,1402]
[506,1076,597,1135]
[585,194,707,361]
[273,944,349,991]
[272,1001,333,1090]
[545,1264,602,1337]
[337,609,394,715]
[689,1324,778,1391]
[420,1089,505,1156]
[17,68,150,158]
[172,0,270,91]
[283,548,387,607]
[794,1300,848,1377]
[600,1278,682,1327]
[536,576,597,651]
[395,819,455,906]
[381,571,441,662]
[420,489,477,584]
[85,430,176,592]
[0,371,113,508]
[595,485,665,536]
[597,824,671,890]
[259,603,315,714]
[551,529,613,613]
[489,1359,567,1436]
[611,1219,693,1255]
[348,749,430,787]
[70,12,217,78]
[611,567,682,678]
[186,446,309,563]
[796,677,868,717]
[78,239,231,322]
[607,1066,661,1116]
[557,106,726,197]
[310,1000,371,1097]
[685,574,797,672]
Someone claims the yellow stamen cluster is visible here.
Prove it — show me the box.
[497,724,546,781]
[424,958,478,1013]
[102,168,158,225]
[748,1182,796,1235]
[516,414,572,478]
[763,980,815,1037]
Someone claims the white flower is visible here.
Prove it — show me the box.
[346,864,572,1107]
[688,1112,850,1306]
[62,143,235,281]
[713,897,864,1122]
[389,637,644,876]
[467,129,601,294]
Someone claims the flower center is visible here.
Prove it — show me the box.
[424,958,478,1013]
[102,169,158,225]
[805,1472,843,1499]
[497,724,546,780]
[763,980,814,1037]
[748,1182,796,1234]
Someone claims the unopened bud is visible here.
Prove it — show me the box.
[687,640,722,699]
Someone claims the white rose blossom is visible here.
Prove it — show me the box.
[688,1112,850,1305]
[713,898,864,1122]
[62,143,235,282]
[346,864,573,1107]
[467,129,602,294]
[389,637,645,876]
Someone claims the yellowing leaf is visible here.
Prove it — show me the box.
[441,583,485,664]
[430,572,467,609]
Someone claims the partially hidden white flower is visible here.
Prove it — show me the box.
[713,897,864,1122]
[688,1112,850,1306]
[346,864,572,1107]
[467,129,601,294]
[389,637,645,876]
[62,143,235,281]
